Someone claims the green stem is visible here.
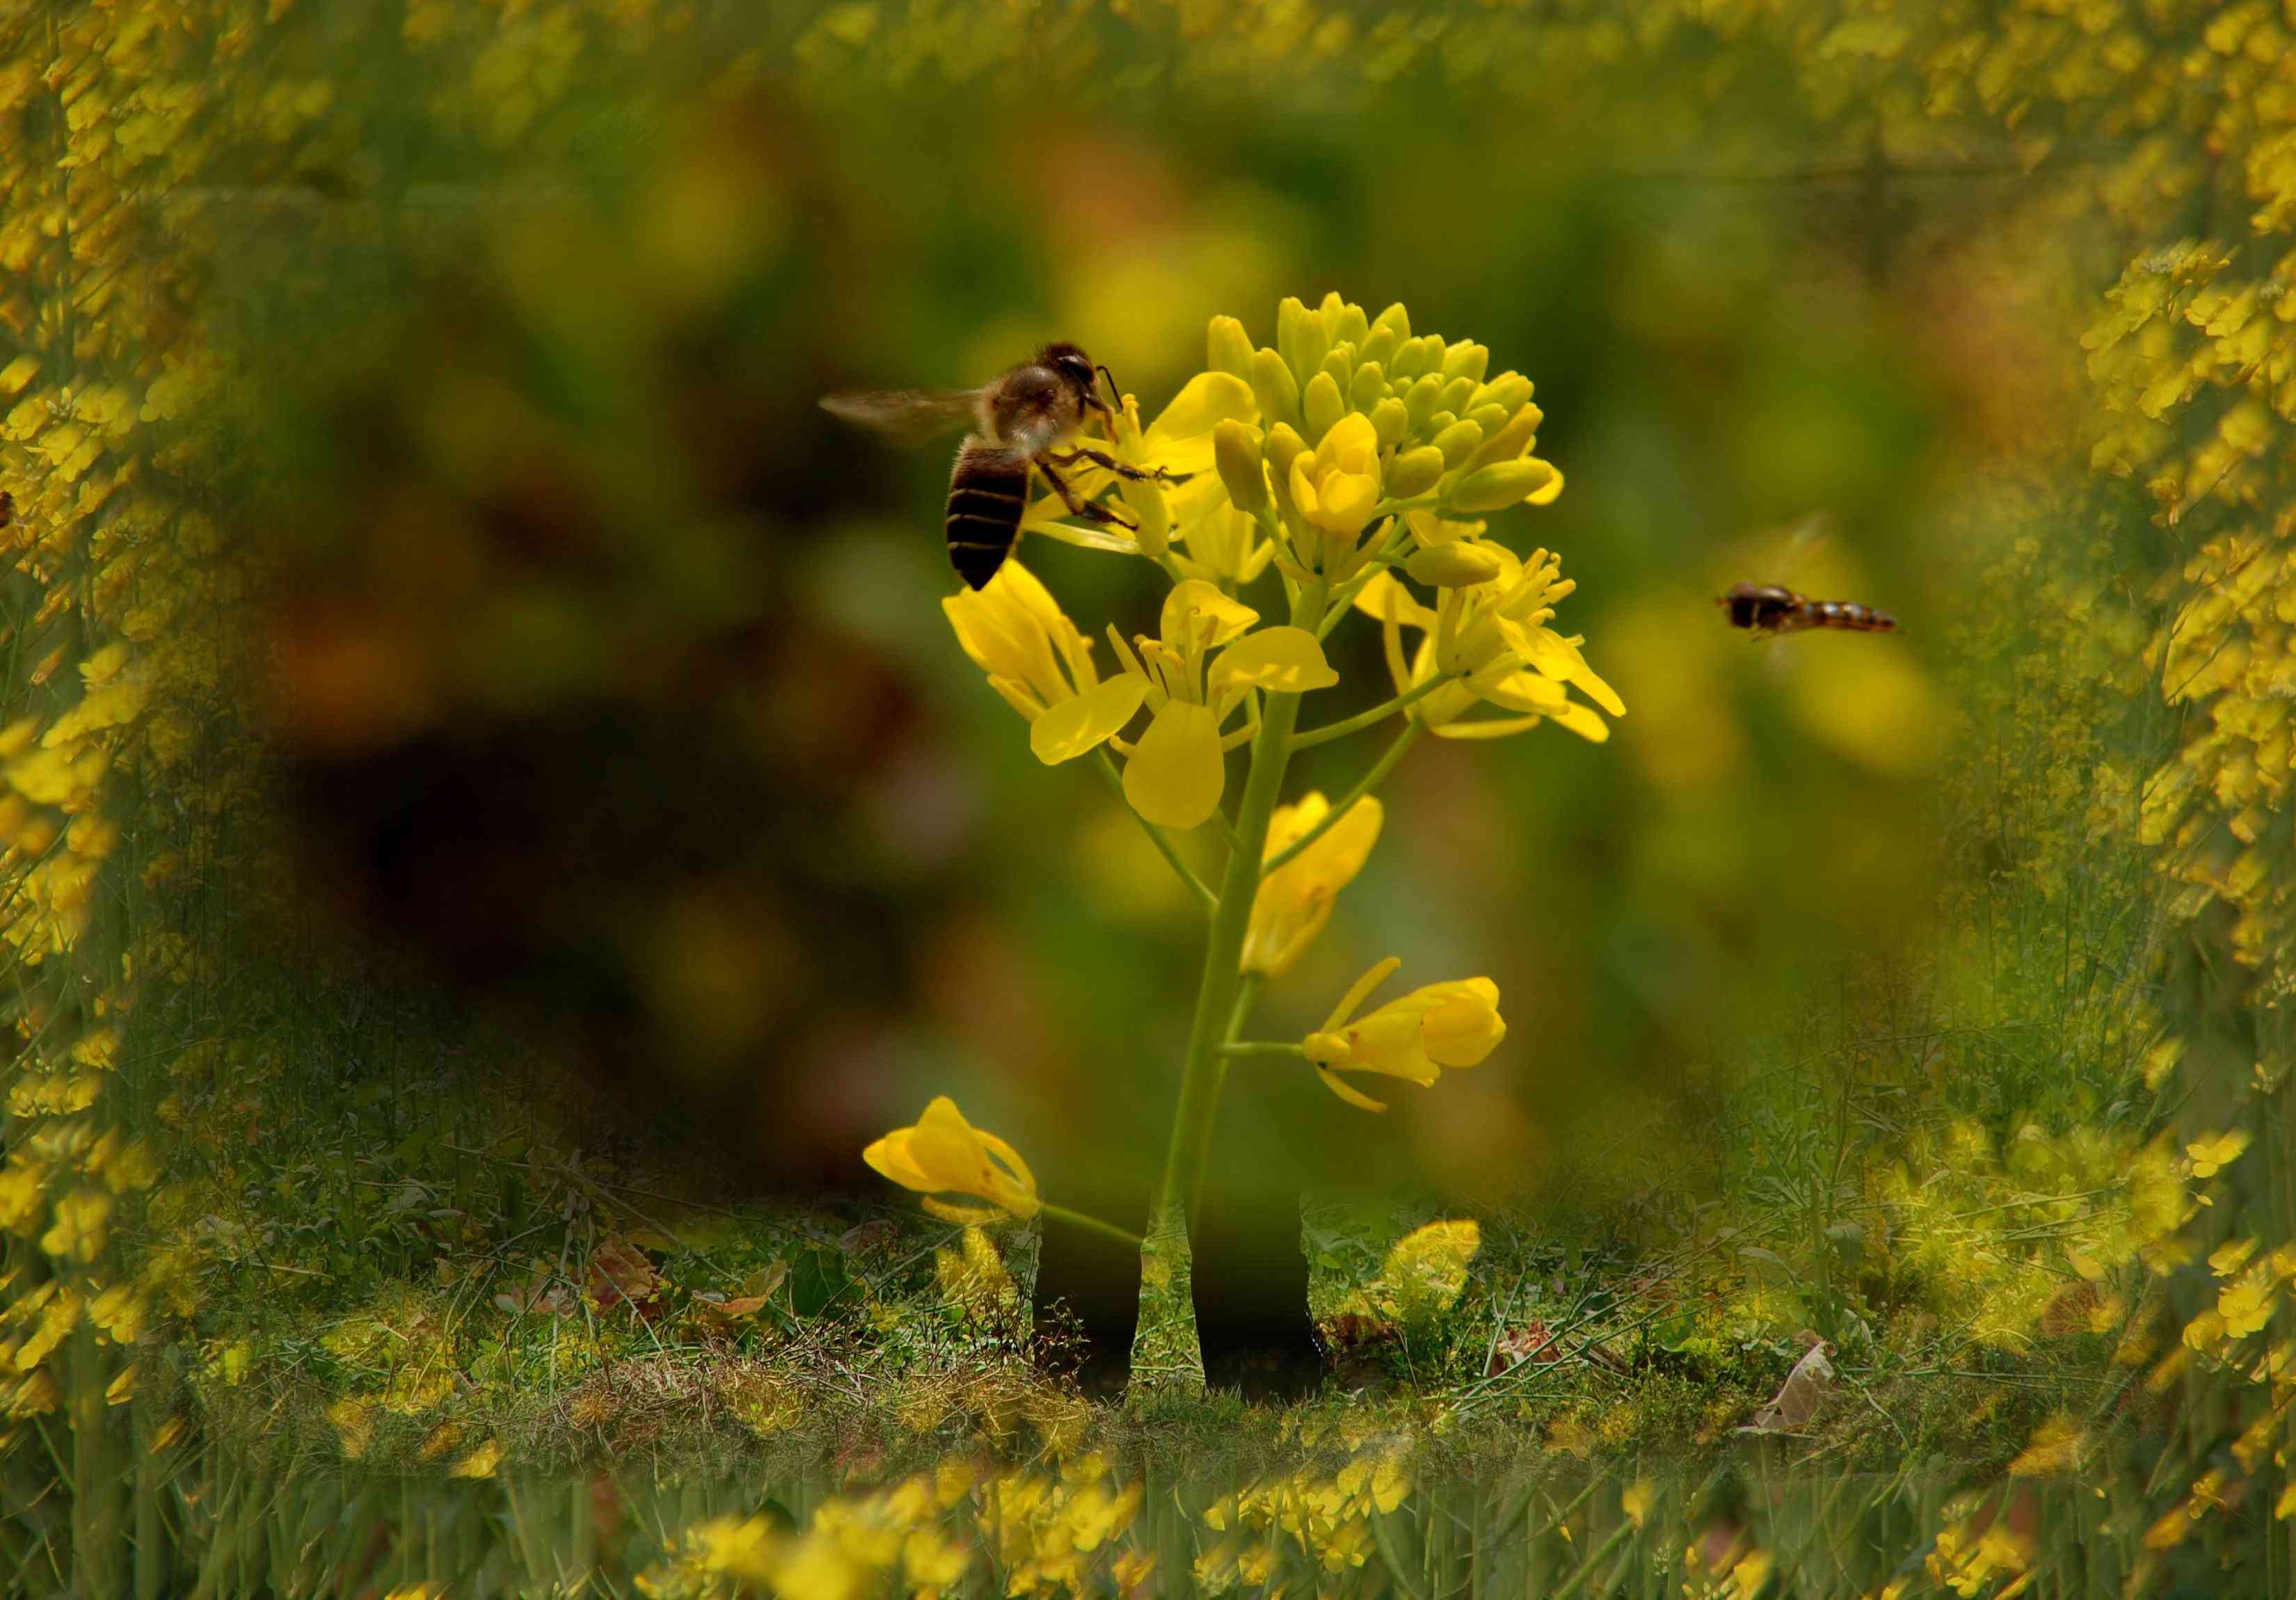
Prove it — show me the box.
[1133,586,1321,1397]
[1186,973,1262,1235]
[1262,721,1424,874]
[1291,673,1458,748]
[1218,1041,1306,1059]
[1094,751,1215,911]
[1038,1202,1145,1250]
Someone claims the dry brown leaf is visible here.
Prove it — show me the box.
[1488,1320,1565,1376]
[587,1239,662,1311]
[1737,1339,1835,1434]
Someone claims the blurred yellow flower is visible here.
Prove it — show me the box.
[1241,792,1383,977]
[1378,1219,1481,1318]
[863,1096,1040,1223]
[943,563,1145,765]
[1302,957,1506,1112]
[2187,1130,2251,1178]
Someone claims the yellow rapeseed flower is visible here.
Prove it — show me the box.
[1108,579,1336,829]
[1302,957,1506,1112]
[1357,543,1622,742]
[1241,792,1384,977]
[943,562,1145,765]
[1288,410,1385,567]
[1026,372,1256,562]
[863,1096,1040,1224]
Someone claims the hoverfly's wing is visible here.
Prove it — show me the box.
[818,388,983,447]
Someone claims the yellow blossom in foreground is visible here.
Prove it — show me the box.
[1241,792,1384,976]
[1026,371,1257,562]
[1289,410,1385,563]
[943,563,1146,765]
[1109,579,1335,829]
[863,1096,1040,1223]
[1302,957,1505,1112]
[1357,543,1621,742]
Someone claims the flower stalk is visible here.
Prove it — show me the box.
[1263,722,1422,874]
[867,294,1615,1404]
[1131,580,1323,1400]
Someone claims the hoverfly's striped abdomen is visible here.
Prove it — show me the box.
[945,440,1030,590]
[1804,600,1897,632]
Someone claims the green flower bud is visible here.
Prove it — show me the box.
[1213,419,1268,515]
[1403,373,1445,433]
[1263,424,1309,507]
[1432,419,1483,467]
[1425,410,1457,436]
[1372,303,1412,346]
[1437,375,1476,415]
[1369,397,1410,450]
[1301,370,1346,443]
[1386,445,1446,498]
[1389,335,1437,380]
[1279,297,1330,391]
[1332,296,1370,351]
[1358,323,1398,371]
[1406,541,1506,588]
[1445,456,1561,513]
[1462,403,1541,472]
[1347,361,1387,415]
[1441,340,1489,383]
[1250,346,1300,430]
[1465,401,1509,437]
[1207,316,1256,381]
[1469,372,1532,414]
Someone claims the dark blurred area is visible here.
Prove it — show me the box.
[182,15,2067,1265]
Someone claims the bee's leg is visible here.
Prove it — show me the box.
[1046,445,1192,485]
[1036,458,1138,530]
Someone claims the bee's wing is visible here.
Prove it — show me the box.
[818,388,984,447]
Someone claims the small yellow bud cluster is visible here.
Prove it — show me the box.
[1202,294,1561,585]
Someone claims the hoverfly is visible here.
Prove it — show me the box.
[1717,582,1897,637]
[1716,513,1897,638]
[821,342,1189,589]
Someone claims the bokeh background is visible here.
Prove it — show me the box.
[191,15,2034,1217]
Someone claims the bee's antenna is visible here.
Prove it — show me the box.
[1097,364,1122,405]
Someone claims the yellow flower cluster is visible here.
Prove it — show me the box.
[633,1453,1147,1600]
[1196,1448,1412,1585]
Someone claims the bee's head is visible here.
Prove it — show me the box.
[1038,342,1100,399]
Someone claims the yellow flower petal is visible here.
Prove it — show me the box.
[1424,986,1506,1067]
[1243,796,1385,976]
[1143,371,1257,458]
[1030,675,1146,764]
[1125,701,1227,830]
[1161,579,1259,651]
[1567,660,1625,717]
[1353,570,1439,631]
[1211,626,1339,695]
[1547,701,1610,742]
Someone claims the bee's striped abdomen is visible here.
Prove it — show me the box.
[946,439,1029,590]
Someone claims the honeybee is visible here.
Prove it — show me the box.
[0,490,12,529]
[820,342,1189,589]
[1718,582,1897,637]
